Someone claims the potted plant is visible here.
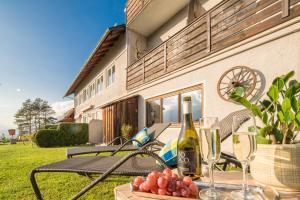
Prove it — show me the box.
[231,71,300,190]
[121,124,133,142]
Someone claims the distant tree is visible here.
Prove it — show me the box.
[15,98,56,134]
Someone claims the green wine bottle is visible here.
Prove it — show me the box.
[177,96,202,179]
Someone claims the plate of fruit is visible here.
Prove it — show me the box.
[131,168,199,199]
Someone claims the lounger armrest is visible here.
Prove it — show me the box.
[107,136,128,146]
[140,140,164,151]
[110,139,142,156]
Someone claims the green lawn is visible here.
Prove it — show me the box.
[0,142,132,200]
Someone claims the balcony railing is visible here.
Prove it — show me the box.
[126,0,151,24]
[126,0,300,90]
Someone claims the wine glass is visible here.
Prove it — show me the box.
[231,114,257,200]
[199,117,225,199]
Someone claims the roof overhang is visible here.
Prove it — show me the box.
[64,24,126,97]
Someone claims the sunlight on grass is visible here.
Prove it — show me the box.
[0,142,132,200]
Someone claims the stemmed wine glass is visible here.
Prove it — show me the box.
[231,114,257,200]
[199,117,225,199]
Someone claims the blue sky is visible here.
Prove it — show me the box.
[0,0,126,133]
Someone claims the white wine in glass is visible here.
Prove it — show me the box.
[199,117,225,200]
[231,114,257,200]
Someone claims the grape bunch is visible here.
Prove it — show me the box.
[132,168,199,198]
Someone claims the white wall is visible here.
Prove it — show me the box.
[74,34,128,121]
[130,17,300,152]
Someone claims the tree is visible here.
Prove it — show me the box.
[15,98,56,134]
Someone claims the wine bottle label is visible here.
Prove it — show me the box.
[183,101,192,114]
[177,150,197,173]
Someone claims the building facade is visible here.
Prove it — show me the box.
[65,0,300,149]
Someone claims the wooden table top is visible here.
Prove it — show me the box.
[114,171,300,200]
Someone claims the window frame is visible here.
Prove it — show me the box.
[107,65,116,87]
[96,74,104,94]
[145,84,204,127]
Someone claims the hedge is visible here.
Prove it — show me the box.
[44,124,58,130]
[34,123,88,147]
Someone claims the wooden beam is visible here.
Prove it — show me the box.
[282,0,290,18]
[188,0,196,24]
[142,57,145,82]
[207,12,211,52]
[164,42,167,72]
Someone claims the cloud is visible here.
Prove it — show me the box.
[16,88,21,92]
[51,100,74,120]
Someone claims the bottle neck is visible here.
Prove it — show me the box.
[182,101,194,128]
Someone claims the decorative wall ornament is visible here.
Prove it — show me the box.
[217,66,257,102]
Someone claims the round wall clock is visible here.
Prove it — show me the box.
[217,66,257,101]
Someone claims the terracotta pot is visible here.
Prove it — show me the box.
[250,143,300,191]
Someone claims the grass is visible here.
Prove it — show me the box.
[0,142,132,200]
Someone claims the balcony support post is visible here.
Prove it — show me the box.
[207,12,211,52]
[282,0,290,18]
[142,58,145,82]
[164,43,167,72]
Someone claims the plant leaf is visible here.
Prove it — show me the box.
[274,128,283,143]
[267,85,279,102]
[260,100,274,112]
[272,77,284,91]
[262,112,268,124]
[282,97,291,113]
[251,105,262,118]
[256,135,272,144]
[295,112,300,128]
[291,96,298,113]
[277,111,284,123]
[230,95,252,109]
[284,111,291,123]
[232,86,245,97]
[281,71,295,83]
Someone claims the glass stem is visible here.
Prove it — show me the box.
[208,161,215,191]
[242,161,249,193]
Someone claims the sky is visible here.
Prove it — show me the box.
[0,0,126,134]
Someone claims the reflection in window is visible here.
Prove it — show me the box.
[181,90,202,121]
[97,76,104,93]
[107,66,115,86]
[163,96,178,123]
[147,100,161,126]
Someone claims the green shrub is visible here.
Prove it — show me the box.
[45,124,58,130]
[35,129,61,147]
[34,123,88,147]
[58,123,88,146]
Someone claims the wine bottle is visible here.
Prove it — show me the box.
[177,96,202,179]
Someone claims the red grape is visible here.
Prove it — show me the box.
[149,171,160,179]
[183,176,193,186]
[163,168,172,177]
[157,176,168,188]
[139,183,145,192]
[158,188,167,195]
[176,180,185,190]
[146,176,156,188]
[150,185,158,194]
[142,181,151,192]
[189,183,198,197]
[133,176,145,188]
[167,179,176,192]
[171,173,179,180]
[172,191,181,197]
[180,187,190,197]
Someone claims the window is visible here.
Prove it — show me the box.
[83,90,87,102]
[97,75,104,93]
[107,66,115,87]
[88,85,92,99]
[146,85,203,126]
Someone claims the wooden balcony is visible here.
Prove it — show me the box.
[126,0,151,25]
[126,0,300,90]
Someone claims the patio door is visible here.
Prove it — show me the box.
[102,96,139,144]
